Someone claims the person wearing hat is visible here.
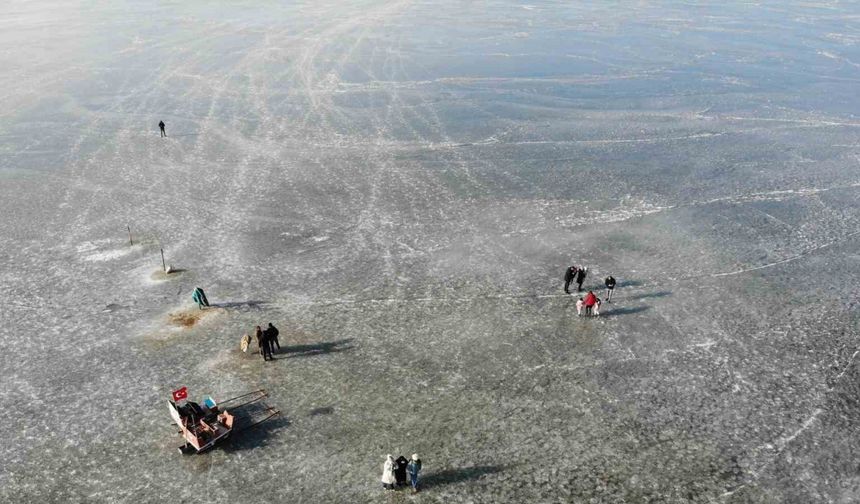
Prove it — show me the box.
[394,455,409,487]
[407,454,422,493]
[381,454,396,490]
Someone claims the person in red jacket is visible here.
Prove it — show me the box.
[584,291,597,316]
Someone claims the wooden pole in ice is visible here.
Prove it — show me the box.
[161,248,166,272]
[127,225,133,246]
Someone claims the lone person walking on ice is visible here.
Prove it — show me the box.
[158,120,166,137]
[604,275,616,302]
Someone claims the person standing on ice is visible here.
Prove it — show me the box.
[266,322,280,352]
[575,266,588,292]
[381,454,397,490]
[158,120,166,137]
[576,297,584,317]
[563,265,579,294]
[584,290,597,316]
[255,326,271,361]
[191,287,209,309]
[593,296,602,317]
[394,455,409,488]
[407,454,422,493]
[604,275,616,303]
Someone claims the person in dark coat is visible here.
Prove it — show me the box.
[255,325,271,361]
[575,266,588,292]
[158,120,166,137]
[394,455,409,487]
[604,275,616,302]
[563,265,578,294]
[267,322,280,352]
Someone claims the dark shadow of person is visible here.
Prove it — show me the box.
[283,339,353,358]
[223,415,290,452]
[309,406,335,417]
[603,305,650,317]
[420,465,506,489]
[211,300,268,309]
[625,291,672,300]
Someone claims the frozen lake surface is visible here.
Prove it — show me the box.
[2,1,860,502]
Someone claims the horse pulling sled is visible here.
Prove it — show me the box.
[168,388,280,455]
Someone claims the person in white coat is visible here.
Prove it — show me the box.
[381,454,397,490]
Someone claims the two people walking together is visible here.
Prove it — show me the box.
[254,323,280,361]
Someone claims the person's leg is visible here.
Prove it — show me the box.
[564,278,571,294]
[607,289,613,302]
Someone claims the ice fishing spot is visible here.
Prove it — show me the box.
[167,306,225,329]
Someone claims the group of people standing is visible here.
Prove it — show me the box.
[576,291,601,316]
[564,265,617,317]
[254,323,280,361]
[382,454,422,493]
[563,265,588,294]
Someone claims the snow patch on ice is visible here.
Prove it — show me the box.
[76,240,138,262]
[82,248,134,262]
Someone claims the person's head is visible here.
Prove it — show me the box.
[268,322,274,328]
[387,454,394,462]
[255,325,262,333]
[579,297,583,301]
[411,453,419,461]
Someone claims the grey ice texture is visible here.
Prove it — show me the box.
[1,1,860,503]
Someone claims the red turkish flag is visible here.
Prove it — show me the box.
[172,387,188,402]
